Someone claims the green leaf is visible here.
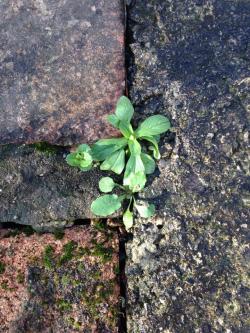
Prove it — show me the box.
[91,194,121,217]
[79,164,92,172]
[135,115,171,137]
[128,138,141,155]
[125,171,147,192]
[124,153,145,179]
[153,134,161,143]
[66,153,81,167]
[100,149,125,174]
[107,114,120,128]
[135,202,155,218]
[141,153,156,174]
[115,96,134,123]
[123,209,133,230]
[123,152,146,192]
[91,137,127,161]
[66,144,93,171]
[76,144,91,153]
[118,121,134,138]
[99,177,116,193]
[140,136,160,159]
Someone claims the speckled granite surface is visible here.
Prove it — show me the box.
[0,225,120,332]
[0,0,124,145]
[126,1,250,332]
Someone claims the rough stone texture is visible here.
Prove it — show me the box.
[0,0,124,145]
[0,144,121,230]
[0,224,120,332]
[126,1,250,332]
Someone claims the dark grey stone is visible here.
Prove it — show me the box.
[126,1,250,332]
[0,0,125,145]
[0,144,119,230]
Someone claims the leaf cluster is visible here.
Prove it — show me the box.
[66,96,171,230]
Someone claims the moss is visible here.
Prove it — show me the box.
[113,264,120,275]
[53,229,65,240]
[91,270,101,280]
[57,299,72,311]
[77,246,91,257]
[22,226,34,236]
[30,255,40,265]
[82,296,99,318]
[54,274,60,287]
[1,281,8,290]
[61,275,71,287]
[72,279,81,287]
[43,245,55,269]
[93,219,106,233]
[16,271,25,284]
[32,142,59,156]
[58,241,77,265]
[99,286,113,299]
[3,226,34,238]
[67,317,82,330]
[92,243,113,263]
[0,280,15,292]
[77,262,85,272]
[0,261,6,274]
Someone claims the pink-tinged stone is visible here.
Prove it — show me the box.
[0,225,120,332]
[0,0,125,145]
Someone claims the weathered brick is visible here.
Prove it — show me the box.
[0,225,120,332]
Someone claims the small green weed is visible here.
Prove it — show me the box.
[66,96,171,230]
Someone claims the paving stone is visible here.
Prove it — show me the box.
[126,1,250,332]
[0,144,122,230]
[0,0,125,145]
[0,224,120,332]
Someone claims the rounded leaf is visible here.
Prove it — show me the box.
[123,210,133,231]
[141,136,161,159]
[136,115,171,137]
[91,138,127,161]
[100,149,125,175]
[91,194,121,217]
[76,144,91,153]
[107,114,120,128]
[124,171,147,193]
[115,96,134,123]
[99,177,116,193]
[66,153,80,167]
[141,153,156,174]
[135,202,155,218]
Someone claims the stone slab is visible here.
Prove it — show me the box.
[0,0,125,145]
[0,144,121,230]
[0,225,119,332]
[126,1,250,332]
